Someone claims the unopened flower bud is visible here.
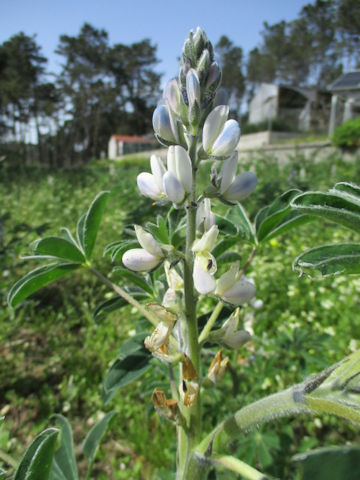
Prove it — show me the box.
[122,248,162,272]
[206,62,222,92]
[186,69,200,108]
[210,309,251,349]
[197,49,211,79]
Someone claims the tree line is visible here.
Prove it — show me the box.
[0,0,358,167]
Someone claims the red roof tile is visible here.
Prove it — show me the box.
[111,135,155,143]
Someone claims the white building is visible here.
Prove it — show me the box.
[328,71,360,134]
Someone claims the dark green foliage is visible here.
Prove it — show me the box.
[332,117,360,150]
[14,428,59,480]
[293,446,360,480]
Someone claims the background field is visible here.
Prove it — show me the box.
[1,150,360,479]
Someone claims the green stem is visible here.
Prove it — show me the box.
[212,455,272,480]
[197,387,311,455]
[0,449,18,469]
[89,267,158,327]
[198,302,223,344]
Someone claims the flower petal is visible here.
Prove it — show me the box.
[193,258,216,295]
[137,172,163,200]
[220,151,238,194]
[122,248,161,272]
[150,155,166,191]
[211,119,241,157]
[223,171,257,201]
[163,171,185,204]
[202,105,229,153]
[134,225,163,257]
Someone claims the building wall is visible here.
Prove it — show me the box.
[249,84,279,124]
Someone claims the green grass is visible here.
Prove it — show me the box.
[0,149,360,479]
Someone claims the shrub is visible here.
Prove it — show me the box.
[332,116,360,149]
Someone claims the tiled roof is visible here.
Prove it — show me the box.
[329,71,360,91]
[111,135,155,143]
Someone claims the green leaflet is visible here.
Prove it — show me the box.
[255,189,309,242]
[50,415,78,480]
[291,190,360,234]
[8,263,80,308]
[14,428,59,480]
[293,446,360,480]
[32,236,85,263]
[293,243,360,277]
[77,191,110,260]
[82,411,118,468]
[102,333,152,403]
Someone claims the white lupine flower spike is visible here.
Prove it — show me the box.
[203,105,229,153]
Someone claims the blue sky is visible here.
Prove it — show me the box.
[1,0,313,84]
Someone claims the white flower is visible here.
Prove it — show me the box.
[134,225,163,257]
[163,171,185,203]
[215,263,256,306]
[203,106,241,157]
[137,150,192,205]
[152,104,179,143]
[192,225,219,295]
[212,309,251,349]
[223,172,257,202]
[137,155,166,201]
[122,248,162,272]
[164,79,182,115]
[196,198,215,232]
[203,105,229,153]
[122,226,164,272]
[218,151,257,202]
[167,146,192,193]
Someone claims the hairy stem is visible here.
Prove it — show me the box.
[197,387,311,455]
[198,302,223,344]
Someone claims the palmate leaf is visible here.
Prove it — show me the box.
[77,191,110,260]
[293,446,360,480]
[8,262,80,308]
[293,243,360,277]
[255,189,312,242]
[291,190,360,234]
[50,415,78,480]
[32,236,85,263]
[14,428,59,480]
[215,214,238,236]
[103,239,139,262]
